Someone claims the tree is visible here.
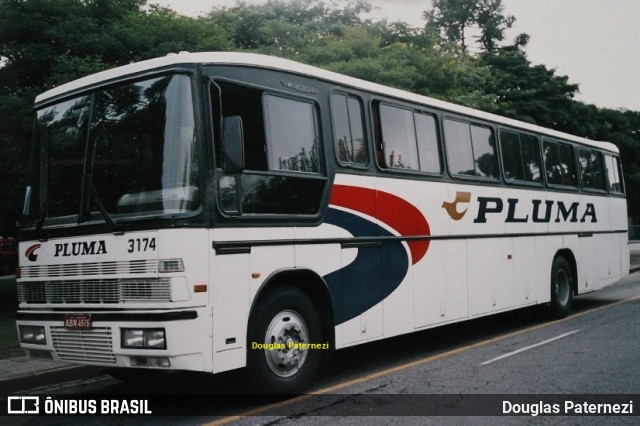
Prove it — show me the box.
[424,0,525,52]
[0,0,639,229]
[479,50,580,128]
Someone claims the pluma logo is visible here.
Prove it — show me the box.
[25,244,41,262]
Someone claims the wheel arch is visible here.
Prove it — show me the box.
[248,268,335,349]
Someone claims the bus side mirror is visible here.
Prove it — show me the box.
[222,116,245,174]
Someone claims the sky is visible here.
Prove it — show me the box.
[151,0,640,112]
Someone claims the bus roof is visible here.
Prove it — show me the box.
[35,51,619,154]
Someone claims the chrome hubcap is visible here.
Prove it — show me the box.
[264,310,309,378]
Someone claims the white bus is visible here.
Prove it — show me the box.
[16,52,629,393]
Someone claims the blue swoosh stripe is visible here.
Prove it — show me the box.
[324,208,409,325]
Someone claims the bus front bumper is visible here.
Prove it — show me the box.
[15,307,212,373]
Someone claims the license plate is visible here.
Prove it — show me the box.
[64,313,92,330]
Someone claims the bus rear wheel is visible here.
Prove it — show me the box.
[550,255,574,319]
[248,287,322,394]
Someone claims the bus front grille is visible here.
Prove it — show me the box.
[18,279,172,304]
[51,327,116,364]
[21,259,159,279]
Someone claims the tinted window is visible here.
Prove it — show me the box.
[32,75,201,226]
[499,130,541,183]
[332,94,368,165]
[379,104,419,169]
[91,75,200,217]
[35,95,91,221]
[500,131,522,180]
[445,119,498,178]
[543,140,577,187]
[376,104,441,173]
[444,119,474,175]
[521,134,542,183]
[264,95,319,173]
[415,113,441,173]
[605,154,624,194]
[578,149,606,190]
[213,81,326,216]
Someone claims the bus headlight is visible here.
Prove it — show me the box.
[19,325,46,345]
[159,259,184,273]
[121,328,166,350]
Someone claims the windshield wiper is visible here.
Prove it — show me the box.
[83,171,122,233]
[34,198,49,239]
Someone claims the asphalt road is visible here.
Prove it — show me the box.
[4,271,640,425]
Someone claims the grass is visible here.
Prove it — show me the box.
[0,276,23,359]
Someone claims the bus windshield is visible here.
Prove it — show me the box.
[28,74,199,228]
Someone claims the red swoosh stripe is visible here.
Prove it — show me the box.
[329,184,430,264]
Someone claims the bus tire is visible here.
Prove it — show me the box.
[248,287,322,394]
[549,255,574,319]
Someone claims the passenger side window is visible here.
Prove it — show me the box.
[578,149,606,191]
[499,130,542,184]
[415,113,441,174]
[543,140,577,187]
[444,119,498,179]
[332,94,368,166]
[379,104,419,169]
[376,103,441,173]
[264,95,319,173]
[212,81,326,216]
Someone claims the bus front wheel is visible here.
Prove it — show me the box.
[550,256,574,319]
[248,287,322,394]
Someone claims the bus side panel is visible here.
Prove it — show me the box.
[372,177,452,334]
[505,189,547,308]
[294,233,345,345]
[580,193,612,292]
[582,233,625,292]
[511,236,538,306]
[412,239,469,329]
[210,228,296,373]
[446,184,510,317]
[210,243,251,373]
[467,238,514,316]
[327,174,385,347]
[610,197,628,231]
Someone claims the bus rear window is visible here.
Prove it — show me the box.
[605,154,624,194]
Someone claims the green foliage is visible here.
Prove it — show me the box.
[478,50,580,127]
[0,0,639,228]
[425,0,523,52]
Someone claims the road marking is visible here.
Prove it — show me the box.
[203,293,640,426]
[480,330,581,366]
